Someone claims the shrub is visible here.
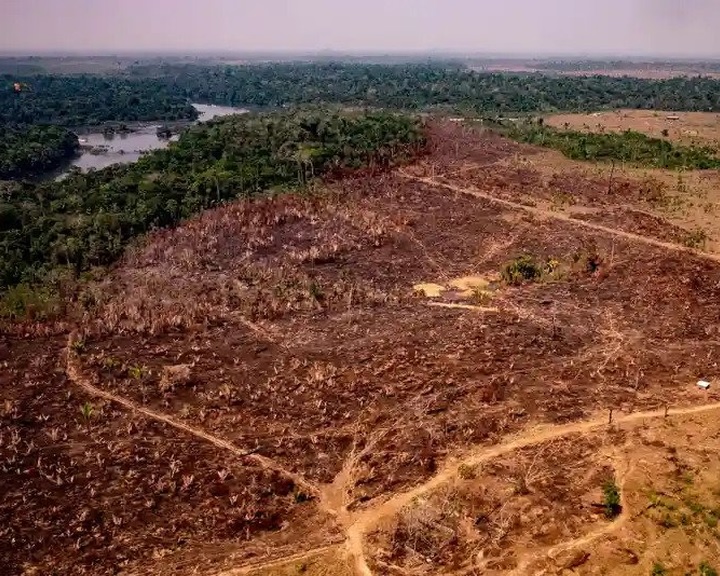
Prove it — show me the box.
[70,337,86,353]
[294,489,311,503]
[602,479,622,518]
[458,464,476,480]
[470,287,494,306]
[102,356,120,370]
[683,228,708,250]
[0,283,61,321]
[501,256,562,285]
[80,402,94,422]
[308,281,324,302]
[127,365,147,380]
[584,254,603,274]
[501,256,544,285]
[571,251,604,274]
[700,562,718,576]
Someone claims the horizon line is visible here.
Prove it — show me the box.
[2,49,720,61]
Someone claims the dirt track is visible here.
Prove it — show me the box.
[54,159,720,576]
[344,401,720,576]
[17,125,718,575]
[399,171,720,264]
[65,333,323,504]
[64,330,720,576]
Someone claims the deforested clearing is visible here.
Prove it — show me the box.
[4,121,720,576]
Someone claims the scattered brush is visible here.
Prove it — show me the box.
[683,228,708,250]
[501,255,560,285]
[602,479,622,519]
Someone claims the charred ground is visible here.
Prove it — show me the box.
[3,121,720,575]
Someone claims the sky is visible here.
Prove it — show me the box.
[2,0,720,57]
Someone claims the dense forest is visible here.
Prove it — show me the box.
[0,111,424,298]
[5,64,720,132]
[129,63,720,113]
[0,74,199,179]
[1,75,197,126]
[6,61,720,300]
[506,120,720,169]
[0,125,79,178]
[6,63,720,180]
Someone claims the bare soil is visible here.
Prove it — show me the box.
[545,109,720,148]
[366,434,616,574]
[521,409,720,576]
[0,339,339,576]
[4,121,720,575]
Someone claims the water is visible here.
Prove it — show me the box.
[69,130,178,172]
[194,104,249,122]
[56,103,248,177]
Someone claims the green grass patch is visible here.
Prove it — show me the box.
[0,283,62,321]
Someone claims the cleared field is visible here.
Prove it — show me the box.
[4,122,720,575]
[554,69,720,80]
[545,109,720,148]
[481,138,720,256]
[468,61,720,79]
[366,409,720,575]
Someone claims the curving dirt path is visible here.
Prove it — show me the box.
[399,172,720,264]
[213,544,343,576]
[505,453,632,576]
[64,332,720,576]
[64,333,323,505]
[343,401,720,576]
[444,453,631,576]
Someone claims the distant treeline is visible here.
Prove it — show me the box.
[6,63,720,180]
[0,111,425,297]
[505,120,720,169]
[7,64,720,131]
[129,63,720,113]
[0,74,199,179]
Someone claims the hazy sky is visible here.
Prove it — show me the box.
[2,0,720,56]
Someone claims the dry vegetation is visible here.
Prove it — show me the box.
[470,62,720,80]
[367,434,618,574]
[440,123,720,255]
[545,109,720,148]
[521,410,720,576]
[4,121,720,575]
[0,340,339,576]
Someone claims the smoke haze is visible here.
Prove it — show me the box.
[1,0,720,56]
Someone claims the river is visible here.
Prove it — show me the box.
[57,103,247,177]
